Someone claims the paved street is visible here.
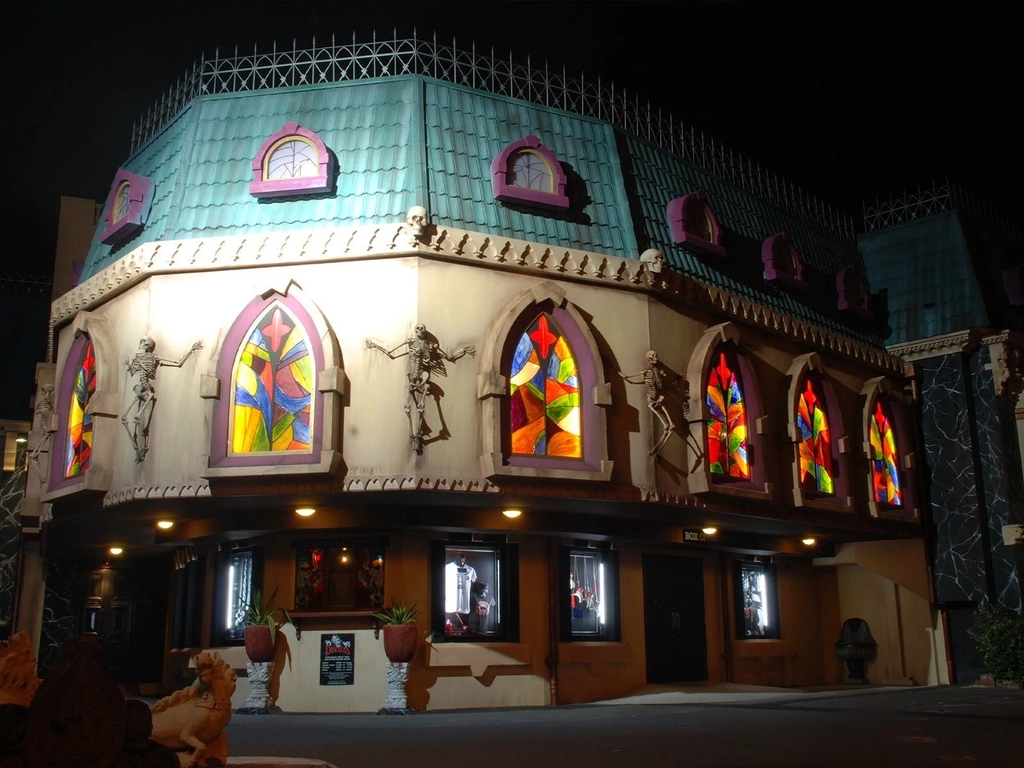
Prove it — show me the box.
[221,685,1024,767]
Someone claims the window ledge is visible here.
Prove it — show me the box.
[422,640,531,677]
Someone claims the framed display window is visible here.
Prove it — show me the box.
[431,542,519,642]
[212,547,262,646]
[734,561,780,640]
[559,547,620,642]
[293,541,386,612]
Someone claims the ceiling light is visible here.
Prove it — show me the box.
[802,537,816,546]
[156,520,174,530]
[296,507,316,517]
[701,526,718,535]
[109,546,123,556]
[502,509,522,518]
[15,437,27,444]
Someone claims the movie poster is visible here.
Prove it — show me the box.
[319,633,355,685]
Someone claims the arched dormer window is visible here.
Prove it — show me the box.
[45,312,119,501]
[667,190,726,258]
[250,122,333,199]
[836,266,872,318]
[98,168,154,246]
[786,353,852,511]
[762,232,807,290]
[686,323,770,500]
[204,286,344,476]
[479,281,611,481]
[491,135,570,211]
[861,377,917,518]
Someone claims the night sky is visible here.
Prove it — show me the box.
[7,1,1019,279]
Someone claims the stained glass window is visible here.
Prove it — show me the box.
[796,375,833,494]
[266,138,319,180]
[65,340,96,478]
[509,151,552,192]
[869,400,902,506]
[706,349,749,479]
[230,304,314,454]
[509,313,581,458]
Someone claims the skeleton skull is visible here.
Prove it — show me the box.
[640,249,665,274]
[406,205,428,236]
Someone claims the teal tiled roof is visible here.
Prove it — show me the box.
[858,211,988,343]
[424,82,637,260]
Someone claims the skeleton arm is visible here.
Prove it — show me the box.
[158,341,203,369]
[365,339,412,359]
[441,345,476,363]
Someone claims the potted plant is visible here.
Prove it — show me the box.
[243,587,292,663]
[373,600,421,663]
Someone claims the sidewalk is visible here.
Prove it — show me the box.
[592,681,912,706]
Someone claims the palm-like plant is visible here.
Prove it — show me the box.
[372,600,420,625]
[245,587,292,637]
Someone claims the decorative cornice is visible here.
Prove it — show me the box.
[887,329,986,361]
[57,223,902,374]
[104,482,212,506]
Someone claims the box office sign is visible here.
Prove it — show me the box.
[320,633,355,686]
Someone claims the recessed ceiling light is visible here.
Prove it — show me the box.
[502,509,522,518]
[802,537,816,546]
[109,546,123,555]
[157,520,174,530]
[702,526,718,535]
[296,507,316,517]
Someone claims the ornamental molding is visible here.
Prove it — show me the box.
[104,482,212,506]
[982,330,1024,402]
[55,222,901,375]
[887,329,985,361]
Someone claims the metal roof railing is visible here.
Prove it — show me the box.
[131,31,856,242]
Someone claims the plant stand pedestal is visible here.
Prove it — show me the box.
[376,661,417,715]
[238,660,276,713]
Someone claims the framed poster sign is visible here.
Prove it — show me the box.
[319,633,355,686]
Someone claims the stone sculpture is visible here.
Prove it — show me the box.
[151,650,236,768]
[122,336,202,463]
[366,324,475,454]
[0,631,40,708]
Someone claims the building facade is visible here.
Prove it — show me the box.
[14,37,947,711]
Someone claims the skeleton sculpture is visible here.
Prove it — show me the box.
[122,336,202,463]
[620,349,685,456]
[28,383,55,478]
[404,205,429,246]
[366,324,475,454]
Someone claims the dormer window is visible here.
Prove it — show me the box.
[762,232,807,290]
[666,190,726,258]
[836,266,873,318]
[98,169,154,246]
[250,122,333,199]
[491,135,569,211]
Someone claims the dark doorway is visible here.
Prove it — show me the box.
[81,561,169,685]
[643,554,707,683]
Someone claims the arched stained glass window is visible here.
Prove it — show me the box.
[796,375,833,494]
[65,340,97,478]
[869,400,902,506]
[230,304,314,454]
[509,313,581,458]
[706,349,749,479]
[266,138,319,180]
[508,151,553,192]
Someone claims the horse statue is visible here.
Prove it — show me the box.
[151,651,236,767]
[0,631,41,708]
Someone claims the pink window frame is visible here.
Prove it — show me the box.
[250,122,333,199]
[836,266,873,318]
[762,232,807,290]
[491,135,570,211]
[667,190,726,258]
[98,169,154,246]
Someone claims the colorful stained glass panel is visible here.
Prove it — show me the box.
[231,304,314,454]
[796,376,833,494]
[65,340,97,478]
[869,400,902,506]
[706,349,749,479]
[510,313,581,458]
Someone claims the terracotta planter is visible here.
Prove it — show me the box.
[382,624,418,663]
[244,625,276,663]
